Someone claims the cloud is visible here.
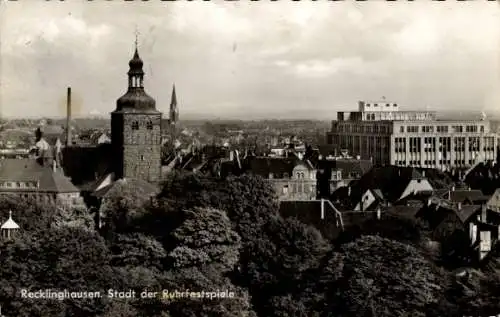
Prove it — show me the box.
[0,1,499,119]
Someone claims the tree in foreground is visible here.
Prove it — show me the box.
[336,235,448,317]
[164,207,256,317]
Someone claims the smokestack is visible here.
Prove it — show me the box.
[66,87,72,146]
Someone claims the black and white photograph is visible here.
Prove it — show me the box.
[0,0,500,316]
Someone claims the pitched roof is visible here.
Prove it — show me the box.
[247,156,300,178]
[371,189,385,201]
[487,188,500,207]
[448,189,489,204]
[349,166,425,204]
[94,178,159,199]
[0,158,79,193]
[456,205,481,223]
[415,168,454,190]
[385,205,421,219]
[316,159,373,178]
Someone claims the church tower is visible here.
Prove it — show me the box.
[111,41,162,183]
[169,84,179,126]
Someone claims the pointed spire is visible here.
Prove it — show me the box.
[171,84,177,106]
[8,210,12,220]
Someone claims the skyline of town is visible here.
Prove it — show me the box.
[1,1,499,120]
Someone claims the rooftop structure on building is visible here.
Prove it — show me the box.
[326,100,498,170]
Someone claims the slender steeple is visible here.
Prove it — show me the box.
[169,84,179,124]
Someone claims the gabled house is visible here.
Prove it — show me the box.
[246,156,317,201]
[348,166,434,210]
[469,209,500,261]
[354,188,385,211]
[419,197,500,263]
[0,158,83,208]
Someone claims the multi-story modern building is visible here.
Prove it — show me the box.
[326,100,498,170]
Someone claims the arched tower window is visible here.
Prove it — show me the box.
[132,121,139,130]
[146,120,153,130]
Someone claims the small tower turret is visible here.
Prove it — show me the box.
[1,210,20,240]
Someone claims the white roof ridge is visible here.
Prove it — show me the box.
[1,210,20,229]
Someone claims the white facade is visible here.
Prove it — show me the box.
[327,101,498,169]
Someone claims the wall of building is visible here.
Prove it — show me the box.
[112,113,162,183]
[327,117,498,169]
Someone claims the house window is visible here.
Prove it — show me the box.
[140,155,145,161]
[132,121,139,130]
[283,172,289,178]
[283,185,289,194]
[147,121,153,130]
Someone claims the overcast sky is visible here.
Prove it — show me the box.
[1,1,499,120]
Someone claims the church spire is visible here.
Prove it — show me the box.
[170,84,179,125]
[171,84,177,107]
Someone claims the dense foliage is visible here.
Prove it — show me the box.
[0,171,499,316]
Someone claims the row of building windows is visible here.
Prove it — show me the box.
[282,184,315,194]
[336,124,390,134]
[0,181,38,189]
[269,172,314,180]
[397,159,478,166]
[399,125,485,134]
[131,121,154,130]
[365,103,398,107]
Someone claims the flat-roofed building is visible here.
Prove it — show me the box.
[326,100,498,170]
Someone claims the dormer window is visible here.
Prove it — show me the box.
[146,121,153,130]
[283,172,289,178]
[132,121,139,130]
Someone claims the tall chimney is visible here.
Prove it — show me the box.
[66,87,72,146]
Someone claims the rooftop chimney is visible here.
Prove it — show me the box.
[66,87,72,146]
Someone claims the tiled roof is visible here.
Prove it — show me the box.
[0,158,79,193]
[94,178,159,199]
